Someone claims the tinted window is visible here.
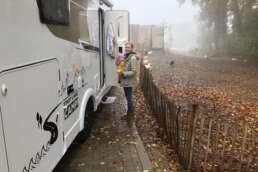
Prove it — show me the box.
[36,0,69,25]
[47,2,91,44]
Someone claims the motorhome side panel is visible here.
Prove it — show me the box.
[0,60,63,172]
[0,108,8,172]
[47,0,103,96]
[0,0,118,172]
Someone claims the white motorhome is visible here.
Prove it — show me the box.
[0,0,129,171]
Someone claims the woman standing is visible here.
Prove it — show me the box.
[120,42,137,120]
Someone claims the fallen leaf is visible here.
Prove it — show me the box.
[100,162,105,165]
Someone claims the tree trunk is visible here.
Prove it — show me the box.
[213,0,228,55]
[231,0,242,33]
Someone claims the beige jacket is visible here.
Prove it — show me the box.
[120,53,137,87]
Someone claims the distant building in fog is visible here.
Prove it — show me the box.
[130,24,167,51]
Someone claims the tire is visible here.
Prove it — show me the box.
[76,111,93,143]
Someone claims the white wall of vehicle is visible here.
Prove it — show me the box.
[0,60,64,172]
[0,107,8,172]
[0,0,84,171]
[84,9,102,93]
[61,51,82,151]
[0,0,76,70]
[0,0,119,171]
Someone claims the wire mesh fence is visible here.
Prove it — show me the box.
[139,59,257,172]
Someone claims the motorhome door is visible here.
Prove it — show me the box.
[104,10,129,87]
[99,9,105,88]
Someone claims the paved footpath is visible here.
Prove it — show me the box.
[54,87,152,172]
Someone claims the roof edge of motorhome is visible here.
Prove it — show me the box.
[100,0,113,7]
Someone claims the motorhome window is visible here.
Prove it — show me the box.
[87,10,100,48]
[46,1,90,44]
[79,12,90,43]
[36,0,69,25]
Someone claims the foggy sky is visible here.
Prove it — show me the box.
[112,0,200,50]
[112,0,199,25]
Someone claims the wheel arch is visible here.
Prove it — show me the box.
[79,88,95,131]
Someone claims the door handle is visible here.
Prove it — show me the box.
[1,84,8,96]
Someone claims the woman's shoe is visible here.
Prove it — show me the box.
[121,114,128,121]
[127,112,135,121]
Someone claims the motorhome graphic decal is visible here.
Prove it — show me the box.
[22,143,50,172]
[64,91,79,120]
[23,103,61,172]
